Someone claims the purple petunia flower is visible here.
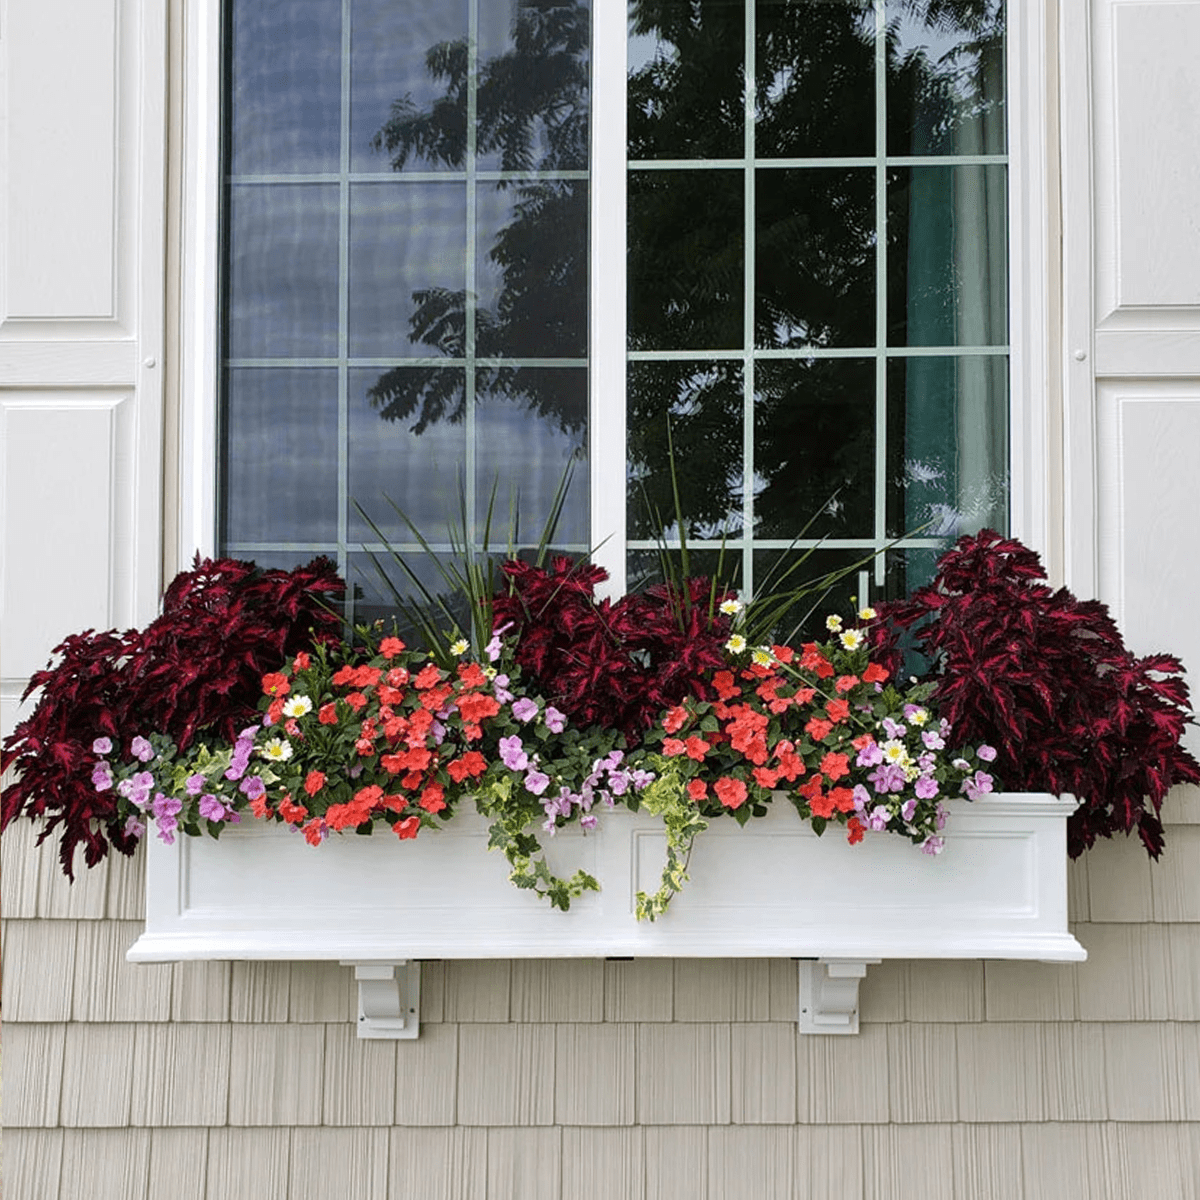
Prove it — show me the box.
[512,697,539,723]
[91,763,114,792]
[881,717,907,740]
[630,769,656,790]
[920,836,945,855]
[579,813,598,832]
[856,740,883,767]
[852,784,871,813]
[900,798,918,822]
[239,775,266,800]
[198,794,228,822]
[921,729,946,750]
[867,805,890,831]
[152,793,183,822]
[977,744,997,762]
[185,773,206,795]
[492,674,515,704]
[544,706,566,734]
[499,735,529,772]
[124,814,146,839]
[868,763,907,794]
[524,769,551,795]
[131,736,155,762]
[914,775,939,800]
[963,770,994,801]
[92,736,112,756]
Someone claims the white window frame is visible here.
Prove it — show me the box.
[175,0,1056,600]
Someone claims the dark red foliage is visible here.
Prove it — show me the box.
[492,556,733,740]
[871,530,1200,858]
[1,556,345,877]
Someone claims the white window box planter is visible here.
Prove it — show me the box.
[128,793,1085,1036]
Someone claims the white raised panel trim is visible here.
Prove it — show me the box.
[2,0,119,324]
[1095,381,1200,676]
[128,795,1086,972]
[1092,0,1200,326]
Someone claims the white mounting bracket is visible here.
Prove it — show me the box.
[340,961,421,1040]
[797,959,879,1034]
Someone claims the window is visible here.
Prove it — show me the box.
[202,0,1033,627]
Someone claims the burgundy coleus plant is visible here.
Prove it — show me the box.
[870,530,1200,858]
[492,556,734,741]
[1,555,345,877]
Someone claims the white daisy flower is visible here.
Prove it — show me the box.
[719,597,744,616]
[857,606,877,621]
[260,738,293,762]
[825,614,843,632]
[751,647,773,667]
[839,628,865,651]
[281,695,313,718]
[725,634,747,654]
[449,638,469,657]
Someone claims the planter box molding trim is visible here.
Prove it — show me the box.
[128,793,1086,1037]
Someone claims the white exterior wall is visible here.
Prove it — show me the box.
[4,2,1200,1196]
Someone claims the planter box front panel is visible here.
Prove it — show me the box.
[128,793,1085,963]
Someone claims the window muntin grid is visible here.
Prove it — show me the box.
[217,0,1009,624]
[219,0,592,624]
[625,0,1009,607]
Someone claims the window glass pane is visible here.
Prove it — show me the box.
[885,354,1009,542]
[755,168,875,349]
[475,181,588,358]
[627,361,745,542]
[887,164,1008,346]
[347,367,467,545]
[223,368,340,545]
[475,368,589,547]
[228,2,341,175]
[628,0,745,161]
[220,0,591,588]
[350,0,470,173]
[754,359,876,539]
[628,169,744,352]
[755,0,876,159]
[886,0,1006,157]
[348,182,467,359]
[226,185,340,360]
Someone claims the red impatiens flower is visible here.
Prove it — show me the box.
[446,751,487,782]
[714,777,748,809]
[819,751,850,781]
[277,794,308,824]
[824,698,850,723]
[863,662,889,684]
[318,703,339,725]
[419,783,446,813]
[393,816,420,840]
[847,817,866,845]
[686,779,708,801]
[303,770,326,797]
[663,706,689,734]
[261,672,290,698]
[379,636,406,658]
[804,716,833,741]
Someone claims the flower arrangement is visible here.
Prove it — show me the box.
[3,533,1195,917]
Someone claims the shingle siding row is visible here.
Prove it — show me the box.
[4,801,1200,1198]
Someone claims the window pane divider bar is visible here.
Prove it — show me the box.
[627,154,1007,170]
[873,0,889,593]
[741,0,757,598]
[625,346,1009,362]
[227,170,590,184]
[337,0,352,597]
[593,0,627,596]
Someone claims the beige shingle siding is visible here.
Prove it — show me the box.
[5,807,1200,1199]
